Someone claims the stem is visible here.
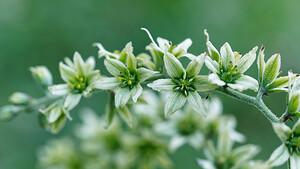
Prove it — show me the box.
[217,87,280,123]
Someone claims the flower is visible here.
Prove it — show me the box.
[204,30,259,92]
[148,52,217,116]
[268,120,300,168]
[30,66,53,90]
[49,52,100,111]
[141,28,192,58]
[93,42,158,108]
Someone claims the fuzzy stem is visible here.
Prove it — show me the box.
[217,87,280,123]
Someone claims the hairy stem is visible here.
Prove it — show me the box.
[217,87,280,123]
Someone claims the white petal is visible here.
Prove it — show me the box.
[220,42,234,68]
[170,135,186,152]
[272,122,292,142]
[59,62,76,82]
[164,52,185,79]
[73,51,86,76]
[236,46,258,74]
[187,92,206,116]
[173,38,192,54]
[147,79,176,91]
[187,132,204,150]
[136,68,158,83]
[231,75,259,92]
[141,28,164,53]
[205,56,219,73]
[197,158,215,169]
[93,43,120,59]
[208,73,226,86]
[290,154,300,169]
[64,94,81,110]
[268,144,289,167]
[48,84,69,96]
[92,77,120,90]
[104,57,127,77]
[164,92,186,116]
[85,56,96,72]
[157,37,170,52]
[48,107,62,123]
[131,84,143,102]
[115,87,131,108]
[227,83,248,92]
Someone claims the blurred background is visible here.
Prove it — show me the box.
[0,0,300,168]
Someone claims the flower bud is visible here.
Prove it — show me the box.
[0,105,23,121]
[30,66,53,89]
[9,92,31,105]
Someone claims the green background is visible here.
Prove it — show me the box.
[0,0,300,168]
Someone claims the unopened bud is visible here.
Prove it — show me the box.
[9,92,31,105]
[30,66,53,89]
[0,105,23,121]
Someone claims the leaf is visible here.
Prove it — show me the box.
[262,53,281,87]
[164,52,185,79]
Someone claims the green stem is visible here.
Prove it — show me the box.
[217,87,280,123]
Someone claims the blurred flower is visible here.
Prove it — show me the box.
[197,129,265,169]
[93,42,158,108]
[37,138,81,169]
[148,52,217,116]
[9,92,31,105]
[204,30,258,92]
[49,52,100,111]
[269,120,300,168]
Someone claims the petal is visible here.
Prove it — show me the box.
[64,94,81,110]
[187,132,204,150]
[73,52,86,76]
[257,46,265,83]
[206,41,220,62]
[183,53,196,60]
[186,53,205,78]
[92,77,120,90]
[220,42,234,69]
[236,46,258,74]
[197,158,215,169]
[59,62,76,82]
[292,118,300,135]
[288,92,300,113]
[170,135,186,152]
[48,84,69,96]
[268,144,289,167]
[173,38,192,54]
[231,144,260,164]
[115,87,131,108]
[147,79,176,91]
[85,56,96,73]
[141,28,164,53]
[117,106,132,128]
[262,53,281,87]
[272,122,292,142]
[290,154,300,169]
[136,68,158,83]
[93,42,120,59]
[208,73,226,86]
[157,37,170,52]
[230,75,259,92]
[187,92,206,116]
[205,56,220,73]
[193,76,218,91]
[164,52,185,79]
[125,42,137,72]
[164,92,186,117]
[131,84,143,103]
[104,57,127,77]
[48,107,62,123]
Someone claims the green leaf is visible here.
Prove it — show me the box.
[262,53,281,88]
[220,42,234,69]
[236,46,258,74]
[117,106,132,127]
[257,46,265,83]
[136,68,158,83]
[164,52,185,79]
[186,54,205,78]
[187,92,206,116]
[104,57,127,77]
[164,92,186,117]
[147,79,176,91]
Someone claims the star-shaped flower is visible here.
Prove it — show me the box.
[49,52,100,111]
[148,52,217,116]
[204,30,259,92]
[93,42,158,108]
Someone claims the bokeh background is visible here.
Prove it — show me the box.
[1,0,300,168]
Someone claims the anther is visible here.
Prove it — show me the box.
[75,75,80,79]
[117,77,122,82]
[76,84,81,89]
[80,78,84,82]
[127,80,132,85]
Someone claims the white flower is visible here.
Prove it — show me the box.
[49,52,100,111]
[204,30,258,92]
[30,66,53,90]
